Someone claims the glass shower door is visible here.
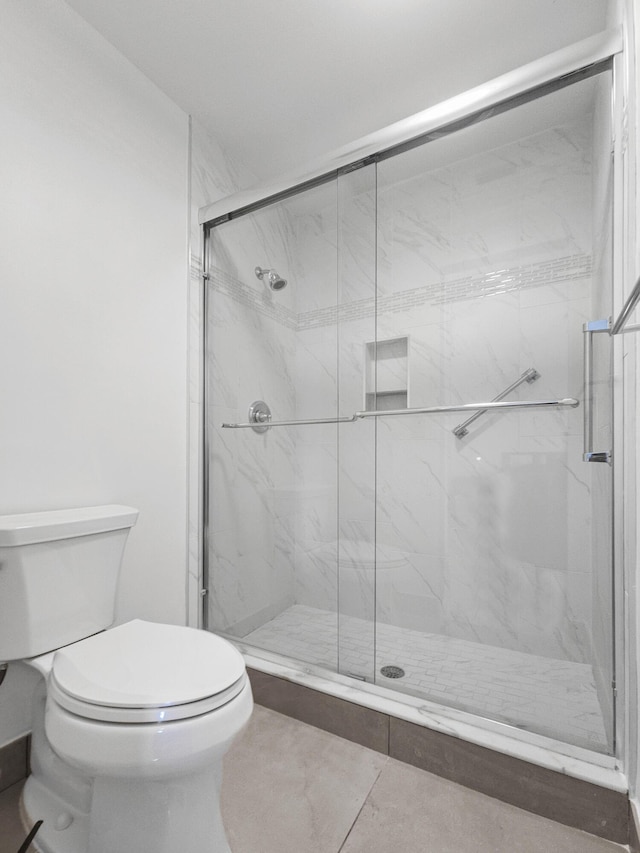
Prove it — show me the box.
[371,70,614,752]
[203,63,615,757]
[205,179,343,673]
[335,164,378,681]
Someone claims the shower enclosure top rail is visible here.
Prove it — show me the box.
[221,396,579,429]
[452,367,540,438]
[199,29,620,227]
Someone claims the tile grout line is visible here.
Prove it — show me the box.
[336,758,390,853]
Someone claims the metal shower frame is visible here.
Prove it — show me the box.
[199,27,629,779]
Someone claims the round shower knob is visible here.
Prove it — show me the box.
[248,400,271,433]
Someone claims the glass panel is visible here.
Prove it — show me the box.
[336,165,377,681]
[205,180,341,671]
[204,68,614,758]
[374,71,614,752]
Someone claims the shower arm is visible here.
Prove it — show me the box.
[221,396,579,429]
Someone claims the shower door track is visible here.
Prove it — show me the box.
[199,30,621,228]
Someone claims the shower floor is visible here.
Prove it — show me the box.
[244,604,609,753]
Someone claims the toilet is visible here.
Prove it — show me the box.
[0,505,253,853]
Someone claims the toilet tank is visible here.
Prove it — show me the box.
[0,505,138,661]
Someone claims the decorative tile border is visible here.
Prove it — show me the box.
[298,252,592,330]
[202,252,592,332]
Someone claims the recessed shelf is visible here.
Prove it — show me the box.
[364,336,409,411]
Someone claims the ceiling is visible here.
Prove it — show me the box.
[64,0,612,187]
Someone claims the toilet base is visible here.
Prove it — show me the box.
[21,775,89,853]
[89,763,230,853]
[22,763,232,853]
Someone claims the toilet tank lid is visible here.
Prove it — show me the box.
[0,505,139,546]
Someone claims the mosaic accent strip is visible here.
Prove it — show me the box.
[299,253,592,330]
[205,253,591,331]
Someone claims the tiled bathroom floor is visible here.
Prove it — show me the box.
[0,705,624,853]
[244,604,608,751]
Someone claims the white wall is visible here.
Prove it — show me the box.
[0,0,189,745]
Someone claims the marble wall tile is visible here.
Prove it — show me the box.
[201,87,614,738]
[188,119,264,627]
[293,543,338,613]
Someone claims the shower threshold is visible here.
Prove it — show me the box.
[243,604,608,754]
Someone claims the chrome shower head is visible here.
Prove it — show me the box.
[255,266,288,291]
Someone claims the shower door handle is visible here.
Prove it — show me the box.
[582,319,612,463]
[584,451,612,463]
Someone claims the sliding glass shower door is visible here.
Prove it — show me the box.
[369,70,614,751]
[205,179,341,671]
[204,63,615,754]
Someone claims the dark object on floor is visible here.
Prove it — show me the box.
[16,819,43,853]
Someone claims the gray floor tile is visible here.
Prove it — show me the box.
[0,707,628,853]
[221,704,387,853]
[0,782,36,853]
[338,758,626,853]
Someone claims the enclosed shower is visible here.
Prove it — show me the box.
[201,45,619,761]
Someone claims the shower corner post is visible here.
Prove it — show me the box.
[200,222,211,633]
[611,42,632,774]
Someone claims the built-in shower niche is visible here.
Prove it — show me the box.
[364,336,409,411]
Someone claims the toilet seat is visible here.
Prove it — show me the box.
[48,619,247,724]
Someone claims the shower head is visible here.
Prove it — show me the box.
[255,266,288,291]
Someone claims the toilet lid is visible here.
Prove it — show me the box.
[49,619,247,723]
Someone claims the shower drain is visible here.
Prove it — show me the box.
[380,665,405,679]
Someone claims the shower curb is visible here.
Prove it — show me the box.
[247,668,629,845]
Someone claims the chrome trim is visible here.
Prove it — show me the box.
[615,322,640,335]
[221,397,578,429]
[247,400,272,433]
[452,368,540,438]
[584,320,593,457]
[610,273,640,335]
[222,414,357,429]
[584,451,612,464]
[201,228,211,632]
[200,30,620,226]
[354,398,579,419]
[583,319,612,462]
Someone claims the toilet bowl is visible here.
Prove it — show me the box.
[0,506,253,853]
[23,620,253,853]
[23,620,252,853]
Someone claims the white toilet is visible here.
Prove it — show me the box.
[0,505,253,853]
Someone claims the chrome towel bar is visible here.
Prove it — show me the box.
[221,415,358,429]
[221,396,579,430]
[353,398,578,419]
